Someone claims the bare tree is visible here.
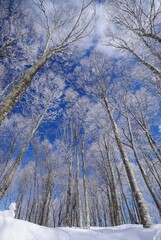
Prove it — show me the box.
[81,135,90,228]
[76,52,152,227]
[0,73,64,199]
[105,0,161,90]
[0,0,95,125]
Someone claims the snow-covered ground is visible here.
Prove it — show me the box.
[0,216,161,240]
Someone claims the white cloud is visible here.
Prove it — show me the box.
[94,2,119,56]
[28,0,95,51]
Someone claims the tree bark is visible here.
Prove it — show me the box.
[127,116,161,215]
[75,130,83,228]
[0,51,55,125]
[66,155,72,227]
[81,137,90,228]
[103,136,122,225]
[103,97,152,228]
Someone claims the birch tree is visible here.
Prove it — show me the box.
[118,89,161,215]
[0,0,95,125]
[75,52,152,228]
[104,0,161,90]
[0,72,64,199]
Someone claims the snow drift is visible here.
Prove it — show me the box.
[0,203,16,218]
[0,216,161,240]
[0,203,161,240]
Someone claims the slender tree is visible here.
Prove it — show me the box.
[0,73,64,199]
[105,0,161,90]
[76,52,152,227]
[0,0,95,125]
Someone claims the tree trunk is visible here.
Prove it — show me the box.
[66,156,72,227]
[0,109,47,199]
[0,50,56,125]
[103,97,152,228]
[127,116,161,215]
[81,138,90,228]
[103,136,122,225]
[75,131,83,228]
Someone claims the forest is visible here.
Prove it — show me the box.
[0,0,161,230]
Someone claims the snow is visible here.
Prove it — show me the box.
[0,203,16,218]
[0,216,161,240]
[0,203,160,240]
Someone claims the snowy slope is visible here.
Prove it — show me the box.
[0,216,161,240]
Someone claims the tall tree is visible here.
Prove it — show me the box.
[0,73,64,199]
[0,0,95,125]
[105,0,161,91]
[76,52,152,228]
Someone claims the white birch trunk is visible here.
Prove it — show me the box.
[81,138,90,228]
[103,97,152,228]
[75,131,83,228]
[127,116,161,215]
